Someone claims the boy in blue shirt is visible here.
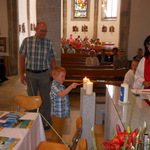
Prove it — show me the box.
[50,66,78,142]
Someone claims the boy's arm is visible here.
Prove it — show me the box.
[57,83,79,97]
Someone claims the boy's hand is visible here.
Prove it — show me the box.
[70,83,79,89]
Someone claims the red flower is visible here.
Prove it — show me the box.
[111,138,120,145]
[117,131,128,145]
[102,124,140,150]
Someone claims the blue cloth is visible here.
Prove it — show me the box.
[19,35,54,70]
[50,80,70,118]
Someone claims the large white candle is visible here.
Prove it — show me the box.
[120,83,129,103]
[83,77,89,90]
[86,81,93,95]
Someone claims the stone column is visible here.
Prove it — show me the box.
[93,0,99,38]
[7,0,19,75]
[80,88,96,150]
[119,0,131,55]
[63,0,67,38]
[36,0,61,65]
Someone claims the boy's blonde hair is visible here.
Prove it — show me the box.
[52,66,66,77]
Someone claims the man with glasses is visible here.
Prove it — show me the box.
[19,22,56,131]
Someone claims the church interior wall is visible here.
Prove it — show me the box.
[0,0,8,56]
[1,0,150,75]
[18,0,28,47]
[97,0,121,46]
[128,0,150,60]
[0,0,8,37]
[65,0,120,46]
[66,0,95,40]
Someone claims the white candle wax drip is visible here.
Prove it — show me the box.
[86,81,93,95]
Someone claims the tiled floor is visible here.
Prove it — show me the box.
[0,75,104,149]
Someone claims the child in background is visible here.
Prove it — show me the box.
[50,66,79,142]
[67,44,76,53]
[123,59,139,88]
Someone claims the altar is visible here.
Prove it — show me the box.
[104,85,150,140]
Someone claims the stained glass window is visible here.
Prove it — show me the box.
[74,0,88,18]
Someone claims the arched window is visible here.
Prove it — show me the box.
[101,0,118,21]
[74,0,88,18]
[72,0,90,21]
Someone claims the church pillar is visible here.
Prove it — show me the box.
[93,0,99,38]
[63,0,67,38]
[36,0,61,65]
[119,0,131,55]
[7,0,19,75]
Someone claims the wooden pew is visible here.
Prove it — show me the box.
[64,78,124,95]
[62,64,113,69]
[61,53,113,67]
[61,53,88,58]
[64,79,123,86]
[63,68,127,94]
[65,68,128,79]
[61,53,128,95]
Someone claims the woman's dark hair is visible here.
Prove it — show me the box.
[144,35,150,56]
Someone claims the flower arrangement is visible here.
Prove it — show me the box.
[102,122,150,150]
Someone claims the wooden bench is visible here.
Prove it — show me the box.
[64,79,123,95]
[61,53,128,95]
[65,68,128,79]
[62,64,113,69]
[61,53,113,67]
[63,68,127,95]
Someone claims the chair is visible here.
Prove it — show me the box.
[71,116,82,150]
[36,141,69,150]
[36,116,82,150]
[15,94,42,111]
[78,138,88,150]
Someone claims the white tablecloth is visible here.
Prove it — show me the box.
[0,112,46,150]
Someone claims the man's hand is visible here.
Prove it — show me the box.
[20,74,26,85]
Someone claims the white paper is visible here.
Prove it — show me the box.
[131,89,150,95]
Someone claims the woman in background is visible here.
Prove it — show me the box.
[133,35,150,89]
[86,50,99,66]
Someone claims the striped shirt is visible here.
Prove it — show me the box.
[19,36,55,70]
[50,80,70,118]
